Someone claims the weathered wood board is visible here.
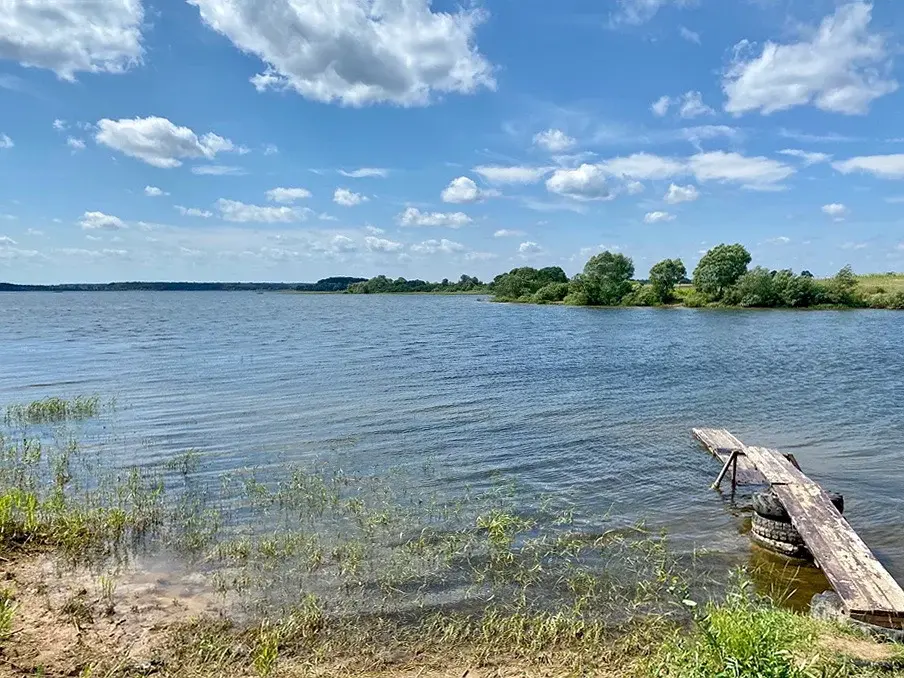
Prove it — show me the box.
[693,428,904,630]
[691,428,764,485]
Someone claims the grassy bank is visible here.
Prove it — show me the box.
[1,396,901,677]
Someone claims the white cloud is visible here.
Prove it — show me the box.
[398,207,472,228]
[27,229,43,236]
[465,251,496,261]
[318,213,338,221]
[518,241,542,255]
[680,125,741,145]
[0,0,143,81]
[338,168,389,178]
[832,154,904,179]
[778,149,832,165]
[767,236,791,244]
[644,211,676,224]
[189,0,495,107]
[333,188,368,206]
[263,144,279,155]
[53,119,67,131]
[678,91,714,118]
[651,96,671,117]
[96,117,237,168]
[79,211,125,230]
[0,235,17,245]
[599,153,685,180]
[652,91,714,118]
[144,185,167,197]
[473,165,549,184]
[441,176,498,203]
[533,129,576,153]
[216,199,303,223]
[625,180,645,195]
[365,236,403,252]
[664,183,699,204]
[266,187,312,203]
[723,2,897,116]
[494,229,525,238]
[175,206,213,218]
[57,247,129,259]
[679,26,700,44]
[613,0,688,25]
[191,165,245,176]
[822,203,849,220]
[326,235,357,253]
[66,136,86,151]
[687,151,794,189]
[411,238,465,254]
[365,225,385,235]
[0,134,13,149]
[546,164,611,201]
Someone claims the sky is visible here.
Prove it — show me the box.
[1,0,904,284]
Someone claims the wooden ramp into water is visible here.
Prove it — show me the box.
[693,427,904,631]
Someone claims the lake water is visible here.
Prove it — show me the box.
[1,292,903,589]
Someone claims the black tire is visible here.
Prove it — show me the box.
[752,489,843,523]
[751,514,804,545]
[749,530,810,559]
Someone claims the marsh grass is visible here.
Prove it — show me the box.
[4,395,106,426]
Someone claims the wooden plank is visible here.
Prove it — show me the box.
[742,446,812,485]
[773,483,904,627]
[691,428,763,485]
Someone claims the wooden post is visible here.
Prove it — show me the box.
[711,450,739,490]
[731,452,738,494]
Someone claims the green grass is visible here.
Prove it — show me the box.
[856,273,904,294]
[4,395,105,426]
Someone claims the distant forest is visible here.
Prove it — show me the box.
[0,277,366,292]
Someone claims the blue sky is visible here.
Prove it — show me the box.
[1,0,904,283]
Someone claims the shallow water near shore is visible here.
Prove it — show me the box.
[2,291,903,601]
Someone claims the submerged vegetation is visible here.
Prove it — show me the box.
[492,243,904,309]
[0,395,900,676]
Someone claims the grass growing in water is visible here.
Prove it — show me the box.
[4,395,105,426]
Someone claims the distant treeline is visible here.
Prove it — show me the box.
[346,274,485,294]
[491,244,904,309]
[0,277,366,293]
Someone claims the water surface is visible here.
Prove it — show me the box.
[2,292,902,586]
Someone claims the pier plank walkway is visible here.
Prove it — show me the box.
[693,428,904,630]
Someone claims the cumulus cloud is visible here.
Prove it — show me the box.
[518,241,542,255]
[95,117,237,168]
[365,236,403,252]
[664,183,699,204]
[441,176,498,203]
[66,137,86,151]
[216,199,303,223]
[546,164,611,201]
[687,151,793,189]
[494,229,525,238]
[0,236,17,245]
[175,206,212,218]
[0,0,143,81]
[144,185,167,197]
[338,168,389,178]
[533,129,576,153]
[473,165,549,184]
[53,119,67,131]
[410,238,465,254]
[832,154,904,179]
[333,188,368,206]
[651,96,671,117]
[398,207,472,228]
[778,149,832,165]
[189,0,495,107]
[644,211,676,224]
[723,2,897,115]
[822,203,849,220]
[599,153,686,180]
[625,180,645,195]
[0,134,13,149]
[79,211,125,230]
[263,144,279,155]
[267,187,312,203]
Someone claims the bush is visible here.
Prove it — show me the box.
[623,283,661,307]
[682,291,709,308]
[725,267,778,307]
[581,251,635,305]
[693,244,751,300]
[866,291,904,309]
[531,282,570,304]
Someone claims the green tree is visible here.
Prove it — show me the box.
[648,258,687,303]
[581,251,635,305]
[693,244,752,300]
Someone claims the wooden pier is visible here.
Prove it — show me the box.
[693,427,904,631]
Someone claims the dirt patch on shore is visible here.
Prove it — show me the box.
[0,552,229,676]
